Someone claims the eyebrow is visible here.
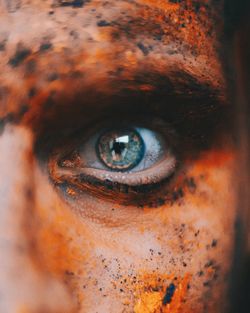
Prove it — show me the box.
[27,65,230,161]
[0,65,225,131]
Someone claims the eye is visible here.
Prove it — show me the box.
[48,122,178,203]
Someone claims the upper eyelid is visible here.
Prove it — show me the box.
[33,73,226,159]
[19,67,224,130]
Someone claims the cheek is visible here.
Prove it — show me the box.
[132,150,236,312]
[32,149,237,313]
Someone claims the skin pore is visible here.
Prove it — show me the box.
[0,1,236,313]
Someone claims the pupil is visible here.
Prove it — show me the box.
[112,141,126,155]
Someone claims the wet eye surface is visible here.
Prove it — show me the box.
[48,121,178,204]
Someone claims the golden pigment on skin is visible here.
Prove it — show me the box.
[134,273,190,313]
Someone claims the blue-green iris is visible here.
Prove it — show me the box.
[97,129,145,171]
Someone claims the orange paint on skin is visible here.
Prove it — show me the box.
[137,0,180,12]
[193,149,235,169]
[133,273,191,313]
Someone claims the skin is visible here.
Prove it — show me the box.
[0,1,237,313]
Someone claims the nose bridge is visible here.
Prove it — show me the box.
[0,125,75,313]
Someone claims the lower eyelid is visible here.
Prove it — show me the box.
[50,154,177,187]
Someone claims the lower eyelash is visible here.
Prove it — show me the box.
[48,157,180,206]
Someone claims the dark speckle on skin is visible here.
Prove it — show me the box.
[47,72,59,81]
[0,113,15,135]
[172,188,184,202]
[58,0,86,8]
[28,87,37,98]
[0,40,6,51]
[203,281,211,287]
[0,86,8,101]
[9,46,31,67]
[204,260,214,268]
[185,177,196,192]
[19,104,29,116]
[39,42,53,52]
[211,239,218,247]
[137,42,150,56]
[25,59,37,74]
[97,20,111,27]
[43,93,57,110]
[162,283,176,305]
[69,30,79,39]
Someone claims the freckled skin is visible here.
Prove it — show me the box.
[0,1,237,313]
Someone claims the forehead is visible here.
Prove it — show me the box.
[0,0,224,125]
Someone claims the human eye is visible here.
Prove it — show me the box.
[48,119,178,204]
[34,71,227,218]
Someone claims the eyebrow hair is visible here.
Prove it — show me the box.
[27,65,230,160]
[0,66,224,130]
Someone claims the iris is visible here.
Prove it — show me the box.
[97,129,145,171]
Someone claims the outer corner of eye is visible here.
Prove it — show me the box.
[48,123,178,197]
